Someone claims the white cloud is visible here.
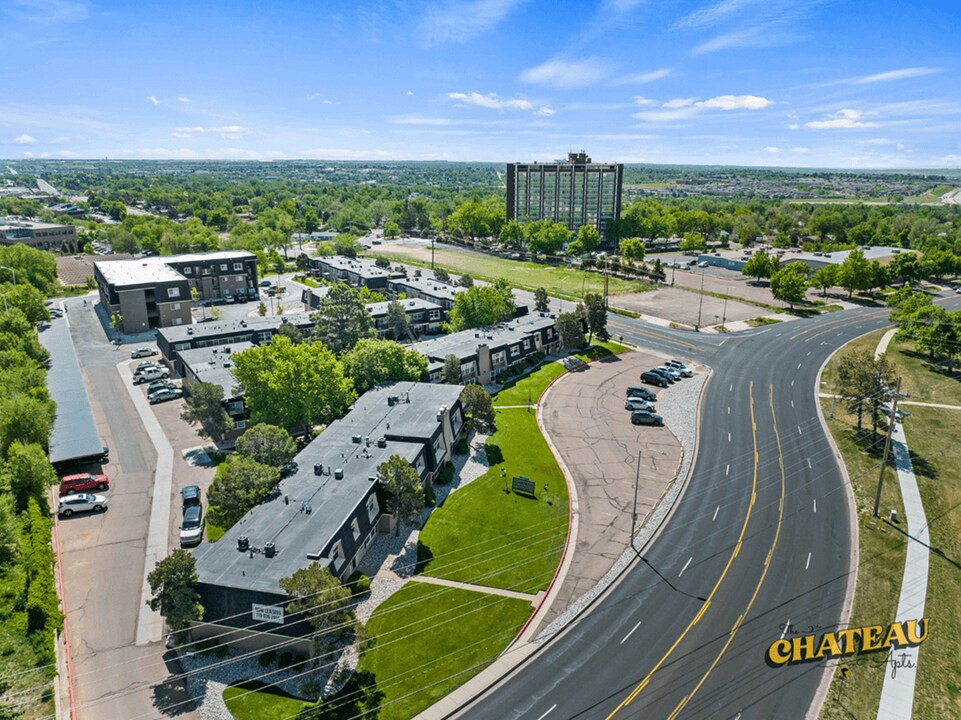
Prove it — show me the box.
[855,67,941,84]
[535,106,556,117]
[177,96,190,103]
[172,125,251,139]
[675,0,756,29]
[805,108,878,130]
[634,94,773,122]
[633,96,657,106]
[6,0,89,25]
[422,0,526,45]
[12,133,37,145]
[406,90,414,96]
[21,151,33,158]
[613,68,672,85]
[764,146,780,154]
[386,115,454,126]
[146,96,160,106]
[792,147,809,153]
[447,92,533,110]
[519,58,610,89]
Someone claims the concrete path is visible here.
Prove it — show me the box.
[875,329,929,720]
[408,575,540,604]
[819,392,961,411]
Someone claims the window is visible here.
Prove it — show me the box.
[171,303,181,311]
[364,528,376,547]
[220,264,228,271]
[234,419,247,429]
[183,267,192,275]
[351,518,361,541]
[236,275,245,282]
[167,287,181,298]
[233,263,243,271]
[366,495,378,521]
[523,338,531,350]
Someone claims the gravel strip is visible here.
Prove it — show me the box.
[535,370,709,642]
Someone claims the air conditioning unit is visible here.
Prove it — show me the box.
[376,437,387,448]
[264,542,276,558]
[334,468,344,479]
[352,435,362,444]
[237,536,249,552]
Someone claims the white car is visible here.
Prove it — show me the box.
[656,365,683,381]
[697,261,709,268]
[180,506,205,546]
[625,398,656,412]
[58,493,109,517]
[133,366,169,384]
[665,360,693,378]
[130,347,157,358]
[148,387,183,404]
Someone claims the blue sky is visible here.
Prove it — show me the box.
[2,0,959,169]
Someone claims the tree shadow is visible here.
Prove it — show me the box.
[152,650,197,716]
[414,540,434,575]
[485,442,504,465]
[908,451,939,481]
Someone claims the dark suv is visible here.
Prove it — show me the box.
[631,410,664,426]
[60,473,109,495]
[181,485,201,512]
[625,385,657,401]
[640,371,669,388]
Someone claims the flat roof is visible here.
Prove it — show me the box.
[0,218,74,231]
[163,250,256,264]
[390,276,461,302]
[194,381,462,593]
[158,313,314,345]
[95,258,186,287]
[315,256,397,279]
[37,318,104,464]
[179,342,253,397]
[412,313,554,362]
[365,297,440,317]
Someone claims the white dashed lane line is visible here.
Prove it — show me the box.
[805,552,812,571]
[620,621,642,645]
[679,557,693,576]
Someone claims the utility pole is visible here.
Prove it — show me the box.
[604,262,609,306]
[431,237,435,269]
[630,449,641,550]
[873,376,903,517]
[695,265,706,331]
[722,292,728,327]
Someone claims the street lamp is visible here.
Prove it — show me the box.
[0,266,16,286]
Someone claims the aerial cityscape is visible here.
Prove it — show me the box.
[1,1,960,720]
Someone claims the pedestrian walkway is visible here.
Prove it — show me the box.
[818,392,961,411]
[874,328,929,720]
[408,575,540,604]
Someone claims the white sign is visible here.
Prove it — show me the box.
[252,603,285,624]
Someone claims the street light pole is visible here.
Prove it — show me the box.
[873,376,903,517]
[631,449,641,550]
[0,266,16,286]
[695,265,706,331]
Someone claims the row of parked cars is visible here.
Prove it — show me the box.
[58,471,111,517]
[627,360,694,427]
[131,358,185,404]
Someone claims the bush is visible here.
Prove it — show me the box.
[279,651,293,668]
[455,438,469,455]
[214,645,229,659]
[425,486,436,507]
[436,461,455,486]
[258,650,277,667]
[348,571,371,597]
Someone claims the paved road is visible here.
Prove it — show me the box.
[455,303,924,720]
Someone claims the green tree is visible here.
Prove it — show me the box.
[383,220,400,239]
[433,268,451,284]
[232,335,355,435]
[310,283,376,354]
[385,299,410,341]
[525,220,570,255]
[5,442,56,513]
[0,244,58,291]
[147,550,203,635]
[678,233,706,252]
[274,320,303,344]
[341,338,428,393]
[460,384,495,430]
[836,349,895,435]
[0,308,49,364]
[448,284,515,331]
[206,455,280,530]
[235,424,296,467]
[619,238,645,262]
[583,292,609,343]
[498,219,525,249]
[567,225,601,256]
[257,301,267,317]
[0,283,49,324]
[377,455,424,530]
[808,265,838,297]
[180,382,231,440]
[556,307,586,349]
[441,354,462,384]
[533,287,550,313]
[279,563,355,643]
[836,248,873,298]
[374,256,391,269]
[0,395,54,456]
[457,273,474,288]
[742,253,776,284]
[770,263,808,308]
[890,253,925,285]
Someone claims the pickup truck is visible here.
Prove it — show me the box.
[133,366,170,384]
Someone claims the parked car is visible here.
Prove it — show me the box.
[60,472,109,495]
[136,360,163,372]
[625,398,656,412]
[58,493,108,517]
[130,347,157,359]
[146,379,176,394]
[181,485,201,512]
[640,371,669,388]
[133,366,169,384]
[48,307,63,318]
[656,365,683,381]
[224,295,235,304]
[259,279,272,287]
[665,360,693,377]
[625,385,657,401]
[631,410,664,427]
[148,387,183,404]
[648,368,676,384]
[697,261,709,268]
[180,505,205,546]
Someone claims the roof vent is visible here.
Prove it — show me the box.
[365,436,370,446]
[314,463,324,476]
[334,468,344,479]
[263,542,276,558]
[237,535,249,552]
[352,435,362,444]
[224,346,231,353]
[187,328,194,334]
[240,320,247,326]
[377,437,386,448]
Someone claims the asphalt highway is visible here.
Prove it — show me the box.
[455,304,910,720]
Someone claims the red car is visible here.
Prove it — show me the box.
[60,473,109,495]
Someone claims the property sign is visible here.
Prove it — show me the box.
[252,603,285,625]
[766,618,928,667]
[512,476,536,496]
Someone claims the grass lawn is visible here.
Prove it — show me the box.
[745,316,781,327]
[223,680,311,719]
[820,329,961,719]
[493,362,566,407]
[885,339,961,406]
[368,245,652,299]
[418,408,569,593]
[352,583,532,720]
[206,521,225,543]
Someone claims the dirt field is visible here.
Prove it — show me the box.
[610,285,761,327]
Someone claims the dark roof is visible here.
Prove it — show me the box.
[193,381,462,594]
[158,313,314,345]
[412,313,556,362]
[179,342,253,397]
[37,318,104,464]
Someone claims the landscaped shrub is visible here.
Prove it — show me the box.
[348,571,371,597]
[279,651,293,668]
[436,461,455,485]
[214,645,229,659]
[425,486,436,507]
[258,650,277,667]
[455,438,469,454]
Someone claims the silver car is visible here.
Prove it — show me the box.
[665,360,693,378]
[58,493,109,517]
[625,398,656,412]
[656,365,683,381]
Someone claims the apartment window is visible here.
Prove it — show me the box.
[220,264,228,271]
[233,263,243,271]
[171,303,181,310]
[183,267,192,275]
[364,528,376,547]
[173,318,183,326]
[351,518,361,541]
[234,419,247,430]
[366,495,378,521]
[509,345,519,356]
[236,275,245,282]
[167,287,181,298]
[523,338,531,350]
